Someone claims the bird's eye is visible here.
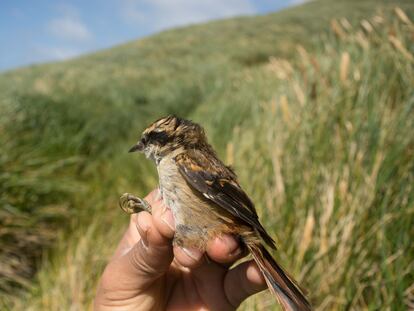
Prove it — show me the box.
[141,135,148,144]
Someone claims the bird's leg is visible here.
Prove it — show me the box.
[119,193,152,214]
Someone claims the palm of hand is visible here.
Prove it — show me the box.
[159,259,241,310]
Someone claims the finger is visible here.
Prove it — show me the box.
[152,201,175,239]
[129,188,163,228]
[130,188,162,226]
[224,260,267,308]
[206,234,245,265]
[146,188,163,205]
[101,211,173,293]
[135,211,172,254]
[112,189,164,259]
[111,228,140,260]
[173,246,204,269]
[111,214,142,260]
[189,258,234,311]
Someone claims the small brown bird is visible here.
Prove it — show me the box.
[123,115,311,311]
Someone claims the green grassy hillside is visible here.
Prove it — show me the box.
[1,0,413,309]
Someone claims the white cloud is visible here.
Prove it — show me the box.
[34,46,81,61]
[121,0,256,32]
[48,16,92,42]
[38,5,93,64]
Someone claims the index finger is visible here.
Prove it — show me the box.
[206,234,246,265]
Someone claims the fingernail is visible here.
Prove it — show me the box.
[137,218,149,248]
[219,234,239,254]
[181,247,203,261]
[140,238,149,250]
[161,209,175,231]
[121,246,133,256]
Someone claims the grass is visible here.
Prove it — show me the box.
[193,10,414,309]
[1,0,414,310]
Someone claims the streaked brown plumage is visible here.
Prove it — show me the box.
[128,115,311,311]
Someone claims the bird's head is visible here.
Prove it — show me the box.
[129,115,207,161]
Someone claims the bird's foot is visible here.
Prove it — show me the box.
[119,193,152,214]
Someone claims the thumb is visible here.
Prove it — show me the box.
[129,211,174,281]
[99,211,174,295]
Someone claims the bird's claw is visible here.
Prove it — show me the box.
[119,193,152,214]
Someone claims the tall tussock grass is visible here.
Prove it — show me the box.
[1,4,414,311]
[231,9,414,310]
[0,92,145,302]
[0,98,82,298]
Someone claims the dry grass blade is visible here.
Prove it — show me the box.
[389,35,414,63]
[331,19,346,39]
[394,7,413,26]
[340,52,350,85]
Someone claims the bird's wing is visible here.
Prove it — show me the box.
[174,150,275,248]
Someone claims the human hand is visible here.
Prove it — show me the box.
[94,189,266,311]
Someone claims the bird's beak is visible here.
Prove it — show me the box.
[128,141,144,153]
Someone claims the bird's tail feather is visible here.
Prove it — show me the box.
[247,243,311,311]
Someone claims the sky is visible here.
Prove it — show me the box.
[0,0,307,72]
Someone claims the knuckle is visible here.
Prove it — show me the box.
[129,241,162,277]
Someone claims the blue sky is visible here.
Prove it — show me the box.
[0,0,306,71]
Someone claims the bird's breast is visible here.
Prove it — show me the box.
[156,155,235,249]
[157,156,208,224]
[157,157,186,223]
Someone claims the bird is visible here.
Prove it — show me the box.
[121,115,311,311]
